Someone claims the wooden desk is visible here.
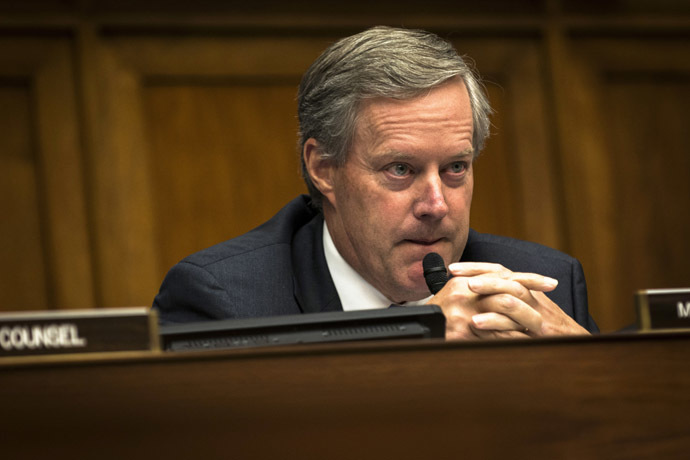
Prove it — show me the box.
[2,332,689,459]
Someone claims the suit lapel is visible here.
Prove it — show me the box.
[291,212,343,313]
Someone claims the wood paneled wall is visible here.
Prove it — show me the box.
[0,37,94,311]
[0,1,688,332]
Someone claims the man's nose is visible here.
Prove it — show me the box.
[413,173,449,220]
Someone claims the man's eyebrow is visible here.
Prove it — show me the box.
[458,148,475,158]
[376,149,475,161]
[376,151,417,162]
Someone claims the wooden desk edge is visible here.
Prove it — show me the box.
[2,329,688,370]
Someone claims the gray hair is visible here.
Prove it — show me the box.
[298,26,493,210]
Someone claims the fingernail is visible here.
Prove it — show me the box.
[448,263,462,271]
[544,277,558,288]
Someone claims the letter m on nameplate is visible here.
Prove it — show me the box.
[678,302,690,318]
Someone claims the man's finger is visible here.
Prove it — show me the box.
[463,278,543,331]
[464,272,557,293]
[467,276,532,298]
[469,325,530,340]
[487,273,558,293]
[471,312,525,331]
[448,262,509,277]
[449,263,558,293]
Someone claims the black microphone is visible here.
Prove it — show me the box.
[423,252,448,295]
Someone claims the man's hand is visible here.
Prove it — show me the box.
[427,262,589,340]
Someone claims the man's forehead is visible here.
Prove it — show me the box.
[355,81,470,128]
[351,89,474,159]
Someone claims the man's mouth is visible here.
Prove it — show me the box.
[404,238,443,246]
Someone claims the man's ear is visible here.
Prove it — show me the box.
[303,138,337,207]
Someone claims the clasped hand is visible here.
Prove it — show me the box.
[428,262,589,340]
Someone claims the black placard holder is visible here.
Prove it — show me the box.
[0,307,159,358]
[636,288,690,332]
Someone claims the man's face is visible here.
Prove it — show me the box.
[322,79,475,303]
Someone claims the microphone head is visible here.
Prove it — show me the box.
[423,252,448,295]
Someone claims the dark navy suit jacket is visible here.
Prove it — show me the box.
[153,195,598,332]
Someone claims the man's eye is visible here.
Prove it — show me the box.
[448,162,468,174]
[388,163,411,176]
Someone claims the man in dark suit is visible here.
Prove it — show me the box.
[154,26,598,338]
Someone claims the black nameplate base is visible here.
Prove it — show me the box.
[0,307,159,357]
[636,288,690,332]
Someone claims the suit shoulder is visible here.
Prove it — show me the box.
[462,229,578,275]
[180,195,320,269]
[153,195,320,321]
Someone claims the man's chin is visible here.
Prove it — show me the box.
[389,281,433,304]
[409,265,435,294]
[381,262,439,303]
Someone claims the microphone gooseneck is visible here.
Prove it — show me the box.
[423,252,448,295]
